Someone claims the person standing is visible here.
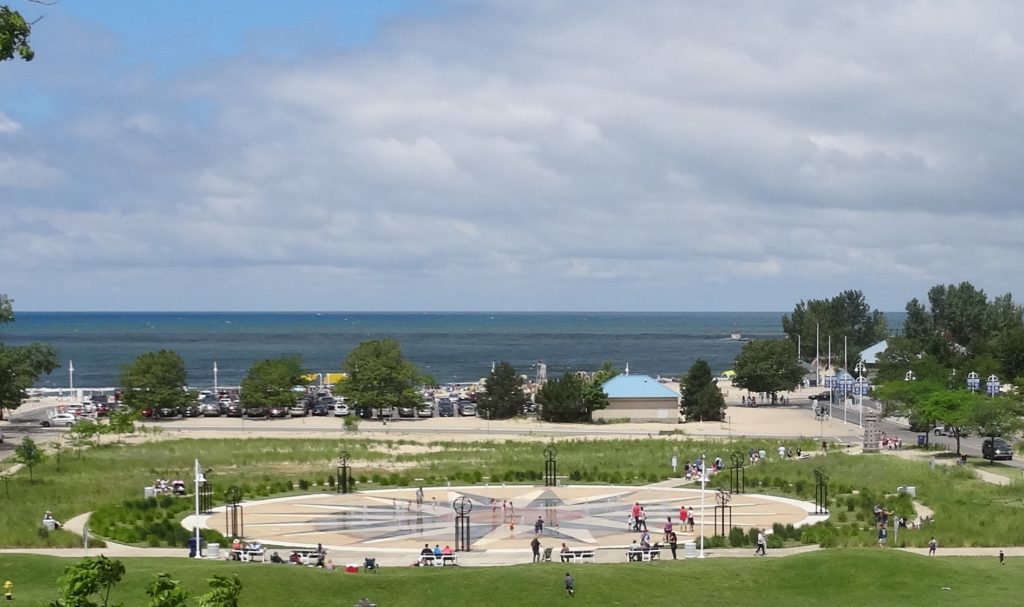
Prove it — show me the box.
[877,524,888,548]
[638,507,648,531]
[755,530,766,556]
[535,516,545,535]
[415,486,424,507]
[531,536,542,563]
[687,507,695,532]
[928,537,937,556]
[668,530,678,560]
[663,517,673,543]
[564,572,575,597]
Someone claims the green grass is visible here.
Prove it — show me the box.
[966,461,1024,481]
[7,437,1024,550]
[0,550,1018,606]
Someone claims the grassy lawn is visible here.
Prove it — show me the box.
[966,461,1024,481]
[5,436,1024,550]
[0,550,1017,606]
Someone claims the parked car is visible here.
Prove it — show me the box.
[377,406,393,419]
[141,407,155,418]
[311,404,331,416]
[156,406,179,419]
[397,406,416,418]
[933,425,968,437]
[202,403,222,417]
[42,413,77,427]
[459,402,477,417]
[417,404,434,418]
[808,391,832,401]
[438,402,455,417]
[333,403,350,417]
[982,437,1013,460]
[245,406,269,418]
[225,403,243,417]
[268,406,289,418]
[181,405,201,418]
[289,403,308,417]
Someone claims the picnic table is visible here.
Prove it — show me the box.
[626,548,661,562]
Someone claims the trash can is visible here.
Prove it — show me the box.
[917,434,926,446]
[187,537,198,558]
[207,543,220,559]
[144,486,156,498]
[684,541,697,558]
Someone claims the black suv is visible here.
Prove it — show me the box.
[982,437,1013,460]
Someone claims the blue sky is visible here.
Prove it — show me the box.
[2,1,1024,312]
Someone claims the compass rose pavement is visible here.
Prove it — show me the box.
[204,485,823,553]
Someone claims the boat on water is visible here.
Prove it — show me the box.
[729,331,749,341]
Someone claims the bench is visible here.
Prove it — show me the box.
[227,548,266,562]
[420,554,458,567]
[626,549,661,562]
[568,549,596,564]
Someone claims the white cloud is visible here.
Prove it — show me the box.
[3,1,1024,310]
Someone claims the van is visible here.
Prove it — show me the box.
[982,437,1013,461]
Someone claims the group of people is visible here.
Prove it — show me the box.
[879,435,903,450]
[417,543,454,565]
[152,478,187,496]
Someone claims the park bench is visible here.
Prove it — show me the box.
[626,548,661,562]
[567,548,596,563]
[421,554,458,566]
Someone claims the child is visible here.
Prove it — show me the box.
[564,572,575,597]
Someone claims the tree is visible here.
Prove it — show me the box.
[146,573,190,607]
[197,574,242,607]
[536,372,586,423]
[239,356,306,409]
[681,359,726,421]
[477,361,526,419]
[336,340,421,415]
[0,294,59,420]
[14,435,43,481]
[732,340,804,401]
[968,397,1024,464]
[104,407,138,442]
[43,555,126,607]
[119,350,191,411]
[914,391,983,455]
[0,5,35,61]
[781,290,888,363]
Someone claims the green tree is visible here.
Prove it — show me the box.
[477,361,526,419]
[43,555,126,607]
[119,350,191,411]
[968,397,1024,464]
[732,340,804,401]
[336,340,421,415]
[104,407,138,442]
[14,435,43,481]
[239,356,306,409]
[146,573,190,607]
[781,290,888,362]
[0,294,59,420]
[915,391,983,455]
[197,574,242,607]
[681,359,726,422]
[67,418,101,453]
[0,5,35,61]
[536,372,586,423]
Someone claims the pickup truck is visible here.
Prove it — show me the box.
[933,425,968,437]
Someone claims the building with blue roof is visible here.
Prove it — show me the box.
[598,372,680,424]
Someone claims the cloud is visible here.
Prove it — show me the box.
[2,1,1024,311]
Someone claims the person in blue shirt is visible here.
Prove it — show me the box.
[433,544,443,557]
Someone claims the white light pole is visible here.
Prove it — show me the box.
[854,362,867,427]
[194,459,204,558]
[699,453,707,558]
[213,362,219,394]
[987,374,1000,397]
[68,360,74,397]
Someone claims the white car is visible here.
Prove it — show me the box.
[42,413,78,427]
[333,403,350,416]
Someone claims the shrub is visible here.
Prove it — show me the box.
[728,527,746,547]
[298,479,310,491]
[767,535,784,549]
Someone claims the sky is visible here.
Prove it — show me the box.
[2,0,1024,312]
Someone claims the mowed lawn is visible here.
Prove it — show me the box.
[1,550,1015,606]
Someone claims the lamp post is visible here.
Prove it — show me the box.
[966,371,980,392]
[68,360,74,398]
[213,362,219,395]
[986,374,1000,397]
[699,453,707,558]
[853,362,867,425]
[193,459,204,558]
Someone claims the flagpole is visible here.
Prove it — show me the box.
[69,360,75,397]
[213,362,219,394]
[194,459,203,558]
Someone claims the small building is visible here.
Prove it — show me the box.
[597,374,680,424]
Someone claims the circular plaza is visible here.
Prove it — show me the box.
[202,483,825,557]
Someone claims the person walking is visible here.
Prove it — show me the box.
[535,516,544,535]
[928,537,937,556]
[638,507,648,531]
[564,572,575,597]
[877,524,888,548]
[662,517,673,543]
[531,536,542,563]
[668,530,678,560]
[755,530,766,556]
